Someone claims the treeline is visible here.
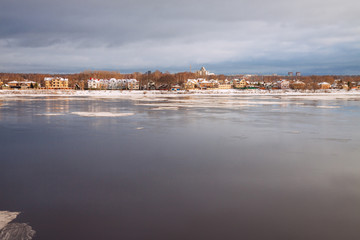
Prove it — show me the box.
[0,70,227,88]
[247,75,360,84]
[1,71,360,89]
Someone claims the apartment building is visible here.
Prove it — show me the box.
[44,77,69,89]
[87,78,139,90]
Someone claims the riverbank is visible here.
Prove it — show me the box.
[1,89,360,97]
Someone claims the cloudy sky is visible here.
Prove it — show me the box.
[1,0,359,74]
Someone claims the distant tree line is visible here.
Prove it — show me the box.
[1,71,360,90]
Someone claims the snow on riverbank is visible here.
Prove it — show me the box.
[1,89,360,99]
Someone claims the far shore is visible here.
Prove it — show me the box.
[1,89,360,98]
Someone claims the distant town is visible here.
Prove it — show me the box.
[1,67,360,91]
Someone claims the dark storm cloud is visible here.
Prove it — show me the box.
[0,0,359,73]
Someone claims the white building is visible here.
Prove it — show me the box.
[196,67,215,76]
[279,80,290,89]
[185,78,219,89]
[87,78,139,90]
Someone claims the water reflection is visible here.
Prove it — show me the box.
[0,95,360,240]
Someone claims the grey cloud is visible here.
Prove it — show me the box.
[0,0,359,73]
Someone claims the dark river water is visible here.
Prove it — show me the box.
[1,94,360,240]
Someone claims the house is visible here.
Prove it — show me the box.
[217,83,232,89]
[199,79,218,89]
[20,81,37,89]
[108,78,118,89]
[127,79,139,90]
[198,80,212,89]
[147,81,156,90]
[248,81,262,88]
[279,80,290,89]
[7,81,37,89]
[185,79,198,89]
[7,81,20,88]
[44,77,69,89]
[185,78,219,89]
[87,78,101,89]
[318,82,331,89]
[331,79,343,89]
[87,78,139,90]
[291,80,305,90]
[1,84,9,89]
[234,79,247,89]
[171,85,181,91]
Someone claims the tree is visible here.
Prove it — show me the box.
[158,74,176,89]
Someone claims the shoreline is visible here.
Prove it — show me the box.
[1,89,360,98]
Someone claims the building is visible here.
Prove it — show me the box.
[7,80,37,89]
[7,81,19,88]
[217,80,232,89]
[234,79,247,89]
[217,84,232,89]
[147,81,156,90]
[44,77,69,89]
[291,80,305,89]
[296,72,301,77]
[196,67,215,76]
[331,79,344,89]
[87,78,139,90]
[185,78,219,89]
[127,79,139,90]
[171,85,181,91]
[318,82,331,89]
[279,80,290,89]
[288,72,293,77]
[342,84,349,90]
[21,81,37,89]
[87,78,101,89]
[185,79,198,89]
[198,79,217,89]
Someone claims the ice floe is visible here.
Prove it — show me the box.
[151,107,179,110]
[36,113,65,116]
[316,106,341,109]
[71,112,134,117]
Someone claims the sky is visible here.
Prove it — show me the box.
[0,0,359,75]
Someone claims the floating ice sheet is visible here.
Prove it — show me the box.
[151,107,179,110]
[36,113,65,116]
[316,106,341,109]
[71,112,134,117]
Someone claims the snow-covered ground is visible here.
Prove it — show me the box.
[1,89,360,98]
